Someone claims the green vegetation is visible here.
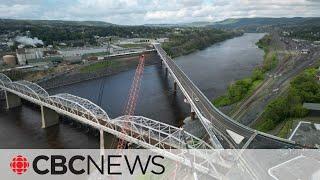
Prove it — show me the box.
[288,27,320,41]
[277,119,295,138]
[162,28,241,58]
[213,35,277,107]
[256,34,271,50]
[211,17,320,33]
[80,60,120,73]
[255,67,320,132]
[0,19,172,46]
[281,18,320,41]
[257,35,278,72]
[213,70,264,107]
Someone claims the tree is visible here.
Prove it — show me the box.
[252,68,264,81]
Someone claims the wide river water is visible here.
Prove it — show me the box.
[0,33,265,148]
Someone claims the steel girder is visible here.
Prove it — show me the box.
[0,76,49,102]
[52,93,110,121]
[8,82,42,101]
[113,115,213,149]
[0,73,12,86]
[49,94,101,124]
[16,80,49,98]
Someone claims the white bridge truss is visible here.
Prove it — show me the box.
[0,73,226,179]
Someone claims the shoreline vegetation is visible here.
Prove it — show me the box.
[161,28,242,58]
[213,34,278,107]
[80,60,120,73]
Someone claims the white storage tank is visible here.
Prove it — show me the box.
[3,55,17,66]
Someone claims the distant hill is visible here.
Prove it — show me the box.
[0,19,115,27]
[145,21,212,27]
[180,21,212,27]
[145,17,320,30]
[144,24,178,27]
[209,17,320,32]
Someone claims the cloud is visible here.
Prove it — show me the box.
[0,4,38,19]
[0,0,319,24]
[0,0,41,6]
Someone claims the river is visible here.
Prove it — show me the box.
[0,33,265,148]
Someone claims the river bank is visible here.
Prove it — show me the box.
[38,52,159,90]
[213,34,276,109]
[163,29,242,58]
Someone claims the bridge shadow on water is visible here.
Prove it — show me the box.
[155,62,189,127]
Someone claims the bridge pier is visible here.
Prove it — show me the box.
[41,106,59,128]
[165,67,168,76]
[191,107,196,120]
[5,91,21,109]
[100,129,119,149]
[173,81,177,95]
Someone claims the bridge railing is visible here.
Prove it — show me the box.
[153,44,226,148]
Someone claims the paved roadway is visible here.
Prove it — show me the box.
[154,44,303,149]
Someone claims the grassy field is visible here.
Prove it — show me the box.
[80,60,120,73]
[277,119,295,138]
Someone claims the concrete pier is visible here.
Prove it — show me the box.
[100,130,119,149]
[5,91,21,109]
[41,106,59,128]
[190,107,196,120]
[173,81,177,94]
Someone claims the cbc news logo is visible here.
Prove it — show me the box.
[9,153,165,176]
[10,155,30,175]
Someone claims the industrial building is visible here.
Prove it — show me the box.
[16,48,44,65]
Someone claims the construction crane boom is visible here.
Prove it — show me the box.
[117,54,145,149]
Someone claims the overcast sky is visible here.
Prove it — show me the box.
[0,0,320,25]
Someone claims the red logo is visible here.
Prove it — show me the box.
[10,155,30,175]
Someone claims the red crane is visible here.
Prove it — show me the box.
[117,54,145,149]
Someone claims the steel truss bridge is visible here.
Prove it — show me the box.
[0,45,304,178]
[0,73,226,179]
